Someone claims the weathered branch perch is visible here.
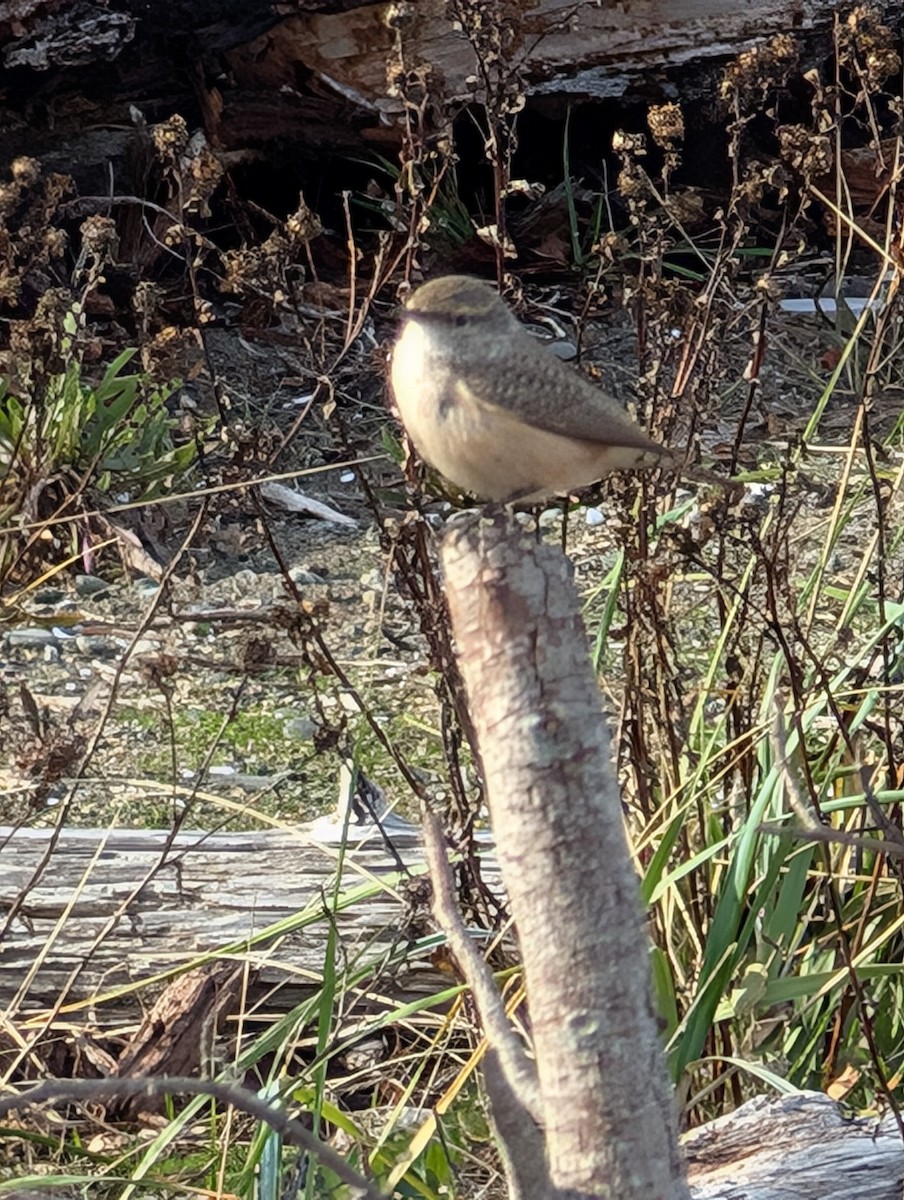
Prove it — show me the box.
[440,511,688,1199]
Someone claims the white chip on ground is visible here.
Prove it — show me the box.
[259,481,357,527]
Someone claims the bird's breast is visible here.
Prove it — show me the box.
[390,319,461,456]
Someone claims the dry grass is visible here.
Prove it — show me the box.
[2,2,904,1194]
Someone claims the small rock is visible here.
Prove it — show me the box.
[285,716,317,741]
[548,339,578,361]
[134,578,161,600]
[132,639,161,655]
[290,565,325,585]
[585,507,605,527]
[32,588,67,605]
[74,634,119,658]
[7,627,60,649]
[75,573,111,597]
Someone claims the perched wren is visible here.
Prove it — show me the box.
[390,275,670,502]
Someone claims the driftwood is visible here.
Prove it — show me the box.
[0,815,498,1027]
[0,0,854,179]
[1,818,902,1198]
[683,1090,904,1200]
[2,817,904,1195]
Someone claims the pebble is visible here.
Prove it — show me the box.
[74,634,119,658]
[132,639,161,655]
[32,588,66,605]
[547,339,578,361]
[585,507,605,527]
[7,627,60,648]
[75,574,111,597]
[284,716,317,741]
[134,577,161,600]
[289,566,325,585]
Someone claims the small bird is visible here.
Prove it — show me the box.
[390,274,670,503]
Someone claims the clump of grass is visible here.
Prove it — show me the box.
[0,330,192,513]
[596,8,904,1124]
[0,319,195,587]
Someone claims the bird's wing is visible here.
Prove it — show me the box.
[455,333,663,453]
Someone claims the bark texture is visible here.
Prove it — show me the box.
[440,511,688,1200]
[684,1090,904,1200]
[0,0,852,175]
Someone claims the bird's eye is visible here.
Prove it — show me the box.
[454,314,468,327]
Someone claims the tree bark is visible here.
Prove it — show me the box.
[0,0,854,175]
[440,511,688,1200]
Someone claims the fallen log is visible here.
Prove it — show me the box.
[0,814,496,1028]
[0,0,859,176]
[683,1090,904,1200]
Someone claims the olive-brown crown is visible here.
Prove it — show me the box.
[403,275,507,324]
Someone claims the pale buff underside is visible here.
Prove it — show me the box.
[390,319,660,502]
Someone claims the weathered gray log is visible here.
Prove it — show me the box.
[3,834,904,1196]
[683,1090,904,1200]
[226,0,844,124]
[0,0,858,177]
[0,816,498,1026]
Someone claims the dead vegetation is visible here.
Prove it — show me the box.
[2,1,904,1195]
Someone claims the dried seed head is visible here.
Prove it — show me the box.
[151,114,190,162]
[648,103,685,148]
[10,157,40,186]
[776,124,832,178]
[79,215,119,262]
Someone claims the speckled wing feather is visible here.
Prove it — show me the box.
[453,325,662,453]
